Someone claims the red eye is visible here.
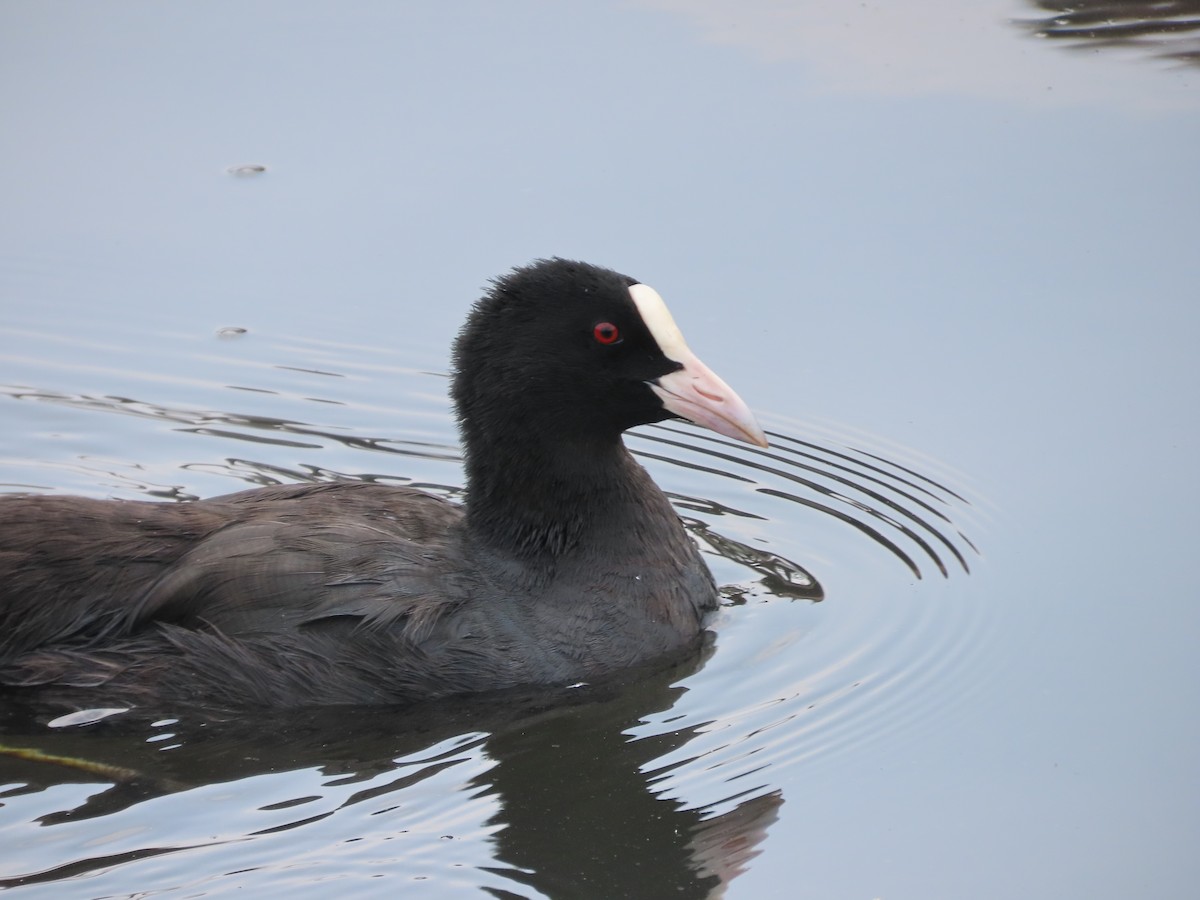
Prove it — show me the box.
[593,322,621,345]
[590,321,619,348]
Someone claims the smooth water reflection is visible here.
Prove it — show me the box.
[2,655,782,897]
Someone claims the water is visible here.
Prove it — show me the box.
[2,1,1198,897]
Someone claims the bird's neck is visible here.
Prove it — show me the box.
[462,434,676,564]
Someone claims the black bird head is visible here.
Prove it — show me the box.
[451,258,766,458]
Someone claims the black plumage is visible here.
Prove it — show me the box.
[0,259,766,707]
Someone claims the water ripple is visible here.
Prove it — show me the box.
[1,340,994,896]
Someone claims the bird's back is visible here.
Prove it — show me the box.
[0,483,469,704]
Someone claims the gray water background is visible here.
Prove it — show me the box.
[1,1,1198,897]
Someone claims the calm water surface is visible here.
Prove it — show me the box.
[1,1,1197,897]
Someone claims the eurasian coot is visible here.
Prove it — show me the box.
[0,259,766,707]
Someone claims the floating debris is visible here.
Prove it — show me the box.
[226,163,268,176]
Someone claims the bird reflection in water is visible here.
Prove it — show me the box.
[0,650,781,897]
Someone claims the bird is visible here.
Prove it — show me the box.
[0,258,767,709]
